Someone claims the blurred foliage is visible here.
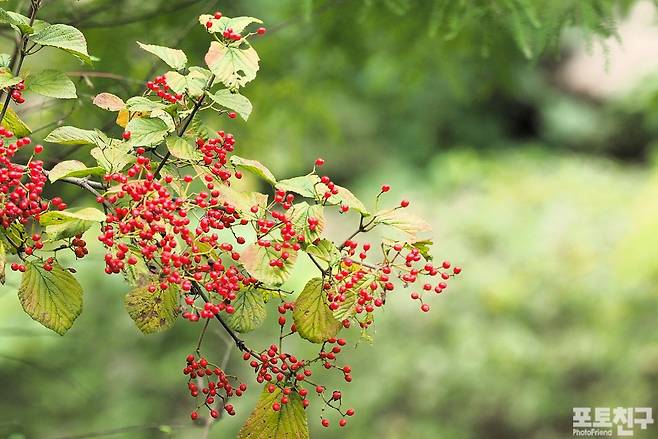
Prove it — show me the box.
[1,0,658,438]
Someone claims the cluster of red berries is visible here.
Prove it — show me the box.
[146,75,182,104]
[9,80,25,104]
[0,133,49,228]
[184,354,247,421]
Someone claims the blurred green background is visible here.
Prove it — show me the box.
[2,0,658,438]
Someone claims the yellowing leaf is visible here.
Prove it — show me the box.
[18,262,83,335]
[374,208,431,238]
[0,106,30,137]
[238,385,309,439]
[241,243,297,286]
[205,41,259,89]
[289,202,325,243]
[293,277,340,343]
[92,92,125,111]
[124,283,178,334]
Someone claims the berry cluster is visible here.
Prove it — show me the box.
[0,133,48,228]
[184,354,247,421]
[146,75,183,104]
[9,80,25,104]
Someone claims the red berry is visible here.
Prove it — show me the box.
[315,158,325,166]
[190,411,199,420]
[122,131,131,140]
[421,303,430,312]
[321,419,330,428]
[228,112,237,119]
[381,184,390,192]
[400,200,410,208]
[257,27,266,35]
[34,144,44,154]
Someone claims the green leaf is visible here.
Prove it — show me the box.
[165,135,201,161]
[290,202,325,243]
[0,239,5,285]
[238,385,309,439]
[304,239,341,265]
[241,243,297,286]
[225,289,266,333]
[39,207,106,225]
[186,67,213,96]
[124,96,166,112]
[18,262,83,335]
[45,126,99,145]
[0,106,30,137]
[207,89,252,120]
[31,24,91,64]
[293,277,340,343]
[205,41,260,89]
[92,92,125,111]
[137,42,187,70]
[0,68,22,89]
[90,142,134,173]
[0,53,11,68]
[47,160,105,183]
[124,283,178,334]
[230,155,276,184]
[165,67,212,96]
[125,117,170,146]
[275,175,369,215]
[0,9,32,34]
[0,222,24,254]
[411,239,433,261]
[45,220,94,242]
[374,208,431,237]
[24,70,76,99]
[275,175,318,198]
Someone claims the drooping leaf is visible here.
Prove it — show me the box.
[45,126,99,145]
[374,208,432,237]
[304,239,341,265]
[290,202,325,243]
[0,106,31,137]
[24,70,76,99]
[18,262,83,335]
[241,243,297,286]
[125,117,170,146]
[293,277,340,343]
[137,42,187,70]
[205,41,260,89]
[230,155,276,184]
[124,283,178,334]
[237,385,309,439]
[207,89,252,120]
[165,135,201,161]
[0,68,22,89]
[31,24,91,64]
[39,207,106,226]
[47,160,105,183]
[0,8,32,33]
[225,289,266,333]
[92,92,125,111]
